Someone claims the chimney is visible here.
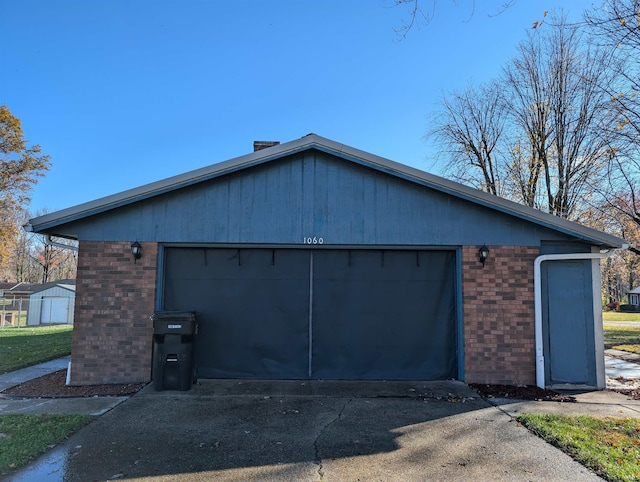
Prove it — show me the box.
[253,140,280,152]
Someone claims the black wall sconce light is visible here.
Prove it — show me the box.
[478,244,489,267]
[131,241,142,264]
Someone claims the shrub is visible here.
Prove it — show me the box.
[606,301,620,311]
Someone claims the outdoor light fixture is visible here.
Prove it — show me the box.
[131,241,142,263]
[478,244,489,267]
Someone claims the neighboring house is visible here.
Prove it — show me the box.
[628,287,640,308]
[26,280,76,326]
[25,134,627,389]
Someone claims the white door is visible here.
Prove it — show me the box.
[41,297,69,324]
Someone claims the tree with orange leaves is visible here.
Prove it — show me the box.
[0,105,51,276]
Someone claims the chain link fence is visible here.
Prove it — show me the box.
[0,294,74,327]
[0,294,29,327]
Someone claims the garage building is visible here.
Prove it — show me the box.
[26,134,626,389]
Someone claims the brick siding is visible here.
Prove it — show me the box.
[70,241,157,385]
[462,245,539,385]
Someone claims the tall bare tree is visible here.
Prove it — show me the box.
[431,16,616,220]
[584,0,640,232]
[428,81,507,196]
[7,221,35,282]
[0,210,78,283]
[29,209,77,283]
[585,0,640,136]
[31,236,77,283]
[503,17,615,219]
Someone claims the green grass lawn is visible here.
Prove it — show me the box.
[603,325,640,354]
[603,312,640,322]
[518,414,640,481]
[0,414,92,476]
[0,326,82,476]
[0,325,73,374]
[522,320,640,479]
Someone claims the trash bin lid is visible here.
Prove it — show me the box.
[151,311,197,321]
[151,311,197,334]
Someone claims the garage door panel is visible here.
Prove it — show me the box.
[312,250,457,380]
[164,248,309,379]
[164,247,457,381]
[203,276,309,379]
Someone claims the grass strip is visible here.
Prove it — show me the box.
[614,344,640,355]
[603,312,640,322]
[0,414,92,475]
[603,325,640,352]
[518,414,640,481]
[0,326,72,373]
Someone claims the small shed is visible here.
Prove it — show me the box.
[26,280,76,326]
[25,134,627,389]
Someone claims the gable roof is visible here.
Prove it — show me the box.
[0,279,76,295]
[0,282,33,294]
[25,134,627,249]
[30,280,76,295]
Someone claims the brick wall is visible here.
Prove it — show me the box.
[70,241,157,385]
[462,245,539,385]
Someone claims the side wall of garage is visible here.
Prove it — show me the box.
[70,241,157,385]
[462,245,538,385]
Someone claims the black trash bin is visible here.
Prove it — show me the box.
[151,311,197,391]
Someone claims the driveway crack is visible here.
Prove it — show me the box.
[314,397,352,479]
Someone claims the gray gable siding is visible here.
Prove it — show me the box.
[53,150,576,246]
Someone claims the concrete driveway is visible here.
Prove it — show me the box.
[7,380,602,481]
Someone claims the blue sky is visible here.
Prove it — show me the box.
[0,0,594,215]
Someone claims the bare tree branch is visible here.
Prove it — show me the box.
[392,0,515,40]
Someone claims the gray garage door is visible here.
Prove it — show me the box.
[163,248,457,380]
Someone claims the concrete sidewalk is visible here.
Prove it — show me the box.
[0,357,128,416]
[491,387,640,418]
[0,357,71,392]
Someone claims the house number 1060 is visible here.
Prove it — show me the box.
[303,237,324,245]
